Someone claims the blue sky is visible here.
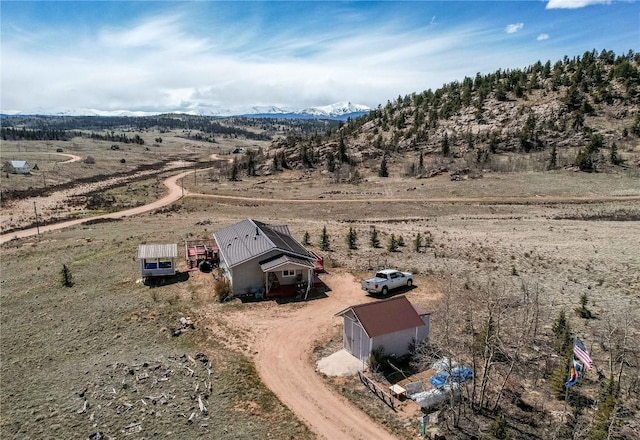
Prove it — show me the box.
[1,1,638,115]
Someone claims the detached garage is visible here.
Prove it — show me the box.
[336,296,430,363]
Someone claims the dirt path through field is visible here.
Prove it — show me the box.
[186,192,640,205]
[217,272,398,440]
[0,170,190,244]
[4,167,639,244]
[57,152,82,163]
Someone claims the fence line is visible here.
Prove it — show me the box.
[358,371,396,411]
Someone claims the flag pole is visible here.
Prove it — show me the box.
[563,337,577,420]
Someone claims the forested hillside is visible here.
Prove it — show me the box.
[271,49,640,175]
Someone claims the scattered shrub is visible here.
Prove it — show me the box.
[214,276,232,302]
[60,264,74,287]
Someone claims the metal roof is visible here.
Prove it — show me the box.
[336,296,427,338]
[7,160,28,167]
[259,254,315,272]
[137,243,178,259]
[213,218,313,268]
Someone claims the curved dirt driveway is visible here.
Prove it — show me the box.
[222,272,398,440]
[56,152,83,163]
[0,171,189,244]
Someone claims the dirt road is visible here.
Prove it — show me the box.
[219,272,399,440]
[0,170,190,244]
[57,152,82,163]
[186,192,640,205]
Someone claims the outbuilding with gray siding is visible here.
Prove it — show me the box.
[335,296,430,363]
[213,218,316,298]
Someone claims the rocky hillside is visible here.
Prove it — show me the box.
[268,49,640,175]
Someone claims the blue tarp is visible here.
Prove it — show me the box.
[429,372,449,388]
[429,367,473,389]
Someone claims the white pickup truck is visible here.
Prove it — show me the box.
[361,269,413,295]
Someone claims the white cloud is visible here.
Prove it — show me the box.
[546,0,611,9]
[537,33,550,40]
[0,10,580,115]
[505,23,524,34]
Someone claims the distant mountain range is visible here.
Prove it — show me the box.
[2,101,372,121]
[242,101,371,120]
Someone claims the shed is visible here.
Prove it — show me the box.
[138,243,178,277]
[3,160,31,174]
[335,296,430,363]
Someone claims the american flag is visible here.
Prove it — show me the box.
[574,337,593,370]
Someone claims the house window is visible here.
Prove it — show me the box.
[158,259,173,269]
[144,260,158,270]
[282,269,296,277]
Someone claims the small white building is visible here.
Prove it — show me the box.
[138,243,178,277]
[335,296,430,363]
[3,160,31,174]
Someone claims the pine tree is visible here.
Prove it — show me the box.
[413,233,423,252]
[548,145,558,170]
[610,142,623,165]
[346,227,358,250]
[320,226,331,251]
[442,133,450,157]
[549,360,571,400]
[388,234,399,252]
[280,152,289,169]
[60,264,74,287]
[575,133,603,171]
[552,310,572,355]
[246,151,257,176]
[378,156,389,177]
[589,378,619,440]
[326,153,336,172]
[302,231,310,246]
[230,160,239,181]
[418,151,425,174]
[338,136,349,163]
[370,228,380,248]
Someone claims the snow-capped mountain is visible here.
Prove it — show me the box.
[241,101,371,120]
[3,101,372,120]
[296,101,371,117]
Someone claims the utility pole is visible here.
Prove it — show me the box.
[33,202,40,236]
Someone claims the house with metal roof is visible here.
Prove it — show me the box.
[138,243,178,278]
[3,160,31,174]
[213,218,316,298]
[335,296,430,362]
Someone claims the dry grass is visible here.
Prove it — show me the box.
[0,217,313,439]
[1,130,639,439]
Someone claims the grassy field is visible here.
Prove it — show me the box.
[0,216,312,439]
[2,130,639,439]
